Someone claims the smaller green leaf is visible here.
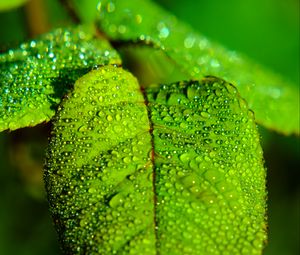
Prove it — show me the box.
[0,0,27,11]
[97,0,299,135]
[0,26,121,132]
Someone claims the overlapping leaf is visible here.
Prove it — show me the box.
[0,26,121,132]
[45,66,266,254]
[97,0,299,135]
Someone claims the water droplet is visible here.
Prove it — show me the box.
[179,153,192,164]
[78,125,88,132]
[106,2,115,13]
[157,22,170,39]
[200,111,210,118]
[106,115,113,121]
[109,193,123,208]
[184,36,196,49]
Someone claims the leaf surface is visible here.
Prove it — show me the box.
[146,79,267,254]
[97,0,299,135]
[45,66,266,254]
[45,65,156,254]
[0,26,121,132]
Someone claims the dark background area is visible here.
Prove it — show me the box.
[0,0,299,254]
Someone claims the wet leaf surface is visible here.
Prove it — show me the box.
[97,0,299,135]
[0,26,121,132]
[45,66,266,254]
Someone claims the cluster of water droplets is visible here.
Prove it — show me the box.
[97,0,245,79]
[45,63,266,254]
[45,66,156,254]
[97,0,298,134]
[146,77,266,254]
[0,26,121,132]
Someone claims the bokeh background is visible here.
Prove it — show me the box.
[0,0,299,254]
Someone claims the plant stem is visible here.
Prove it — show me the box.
[25,0,49,36]
[58,0,80,24]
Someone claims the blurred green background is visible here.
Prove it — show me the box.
[0,0,299,254]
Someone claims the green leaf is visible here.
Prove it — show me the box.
[69,0,101,24]
[45,66,266,254]
[0,26,121,132]
[0,0,27,11]
[97,0,299,135]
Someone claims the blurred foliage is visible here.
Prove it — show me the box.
[0,125,61,255]
[71,0,99,24]
[0,0,28,12]
[0,0,299,254]
[156,0,299,85]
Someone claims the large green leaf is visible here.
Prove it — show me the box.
[97,0,299,135]
[45,66,266,254]
[0,26,121,132]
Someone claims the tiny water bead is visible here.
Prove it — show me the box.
[0,26,121,132]
[97,0,299,135]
